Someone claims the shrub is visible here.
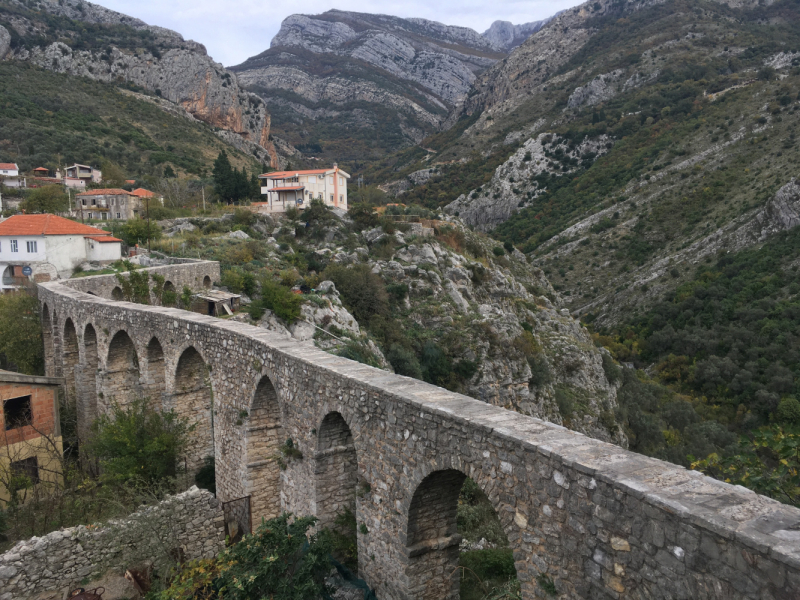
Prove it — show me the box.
[338,341,383,368]
[220,269,244,293]
[261,279,302,323]
[0,290,43,375]
[777,397,800,426]
[459,548,516,580]
[492,246,505,256]
[119,219,162,246]
[386,344,422,379]
[323,264,389,323]
[85,398,192,485]
[155,514,334,600]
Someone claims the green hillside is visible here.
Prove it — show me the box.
[0,61,261,177]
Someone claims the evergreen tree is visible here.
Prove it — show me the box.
[212,151,233,202]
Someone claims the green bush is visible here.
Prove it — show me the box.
[777,397,800,426]
[261,279,302,323]
[386,344,422,379]
[156,514,334,600]
[492,247,505,257]
[459,548,516,580]
[85,398,192,485]
[323,264,389,323]
[0,290,43,375]
[119,219,162,247]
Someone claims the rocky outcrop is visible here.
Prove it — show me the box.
[230,10,512,155]
[0,24,10,59]
[1,0,278,165]
[567,69,625,108]
[482,17,555,51]
[445,132,611,231]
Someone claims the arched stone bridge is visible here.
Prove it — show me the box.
[38,262,800,600]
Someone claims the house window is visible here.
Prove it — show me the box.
[317,192,323,200]
[309,176,316,183]
[339,177,344,186]
[4,395,32,430]
[116,213,121,219]
[92,199,96,205]
[10,240,18,253]
[82,199,86,206]
[10,456,39,486]
[330,194,334,202]
[340,195,343,204]
[26,241,37,253]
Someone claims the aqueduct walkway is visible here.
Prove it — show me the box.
[38,262,800,599]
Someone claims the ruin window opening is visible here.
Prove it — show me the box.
[10,456,39,485]
[4,395,33,430]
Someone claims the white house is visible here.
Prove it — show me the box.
[257,165,349,213]
[0,163,22,188]
[0,214,122,292]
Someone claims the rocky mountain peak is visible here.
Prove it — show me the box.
[481,16,554,52]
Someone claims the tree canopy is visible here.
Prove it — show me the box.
[212,151,259,204]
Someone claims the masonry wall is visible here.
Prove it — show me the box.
[37,273,800,600]
[0,486,224,600]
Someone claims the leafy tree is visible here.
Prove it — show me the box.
[155,514,334,600]
[0,290,43,374]
[85,398,192,485]
[323,264,389,323]
[115,262,151,304]
[348,203,379,230]
[260,279,302,323]
[20,185,70,214]
[693,426,799,508]
[119,218,162,247]
[100,160,126,187]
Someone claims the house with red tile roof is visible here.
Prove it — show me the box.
[75,188,145,221]
[0,163,22,188]
[0,214,121,291]
[257,165,349,213]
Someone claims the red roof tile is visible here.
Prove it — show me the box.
[85,235,122,243]
[0,163,19,170]
[259,169,332,178]
[0,214,112,237]
[33,167,49,172]
[76,188,132,196]
[130,188,157,198]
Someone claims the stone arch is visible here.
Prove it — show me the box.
[41,303,55,377]
[404,468,520,600]
[111,286,123,301]
[315,412,358,530]
[164,280,176,293]
[62,318,80,402]
[102,329,141,411]
[80,323,99,439]
[203,275,212,289]
[172,346,213,473]
[144,337,167,409]
[246,375,284,524]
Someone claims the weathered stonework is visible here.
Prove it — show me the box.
[0,486,224,600]
[35,263,800,600]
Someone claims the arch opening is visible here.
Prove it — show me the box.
[144,337,166,410]
[172,347,213,473]
[62,318,80,402]
[80,324,99,440]
[102,330,140,411]
[315,412,358,572]
[246,375,284,524]
[202,276,212,289]
[111,286,123,301]
[41,304,54,377]
[405,470,518,600]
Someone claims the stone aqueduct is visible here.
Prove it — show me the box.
[37,262,800,600]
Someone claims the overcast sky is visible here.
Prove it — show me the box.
[97,0,583,67]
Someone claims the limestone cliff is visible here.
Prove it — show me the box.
[0,0,278,165]
[481,17,554,52]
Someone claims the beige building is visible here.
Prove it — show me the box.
[0,370,64,505]
[257,165,349,213]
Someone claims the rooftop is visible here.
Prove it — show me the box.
[76,188,132,196]
[0,369,64,387]
[0,163,19,170]
[0,214,112,237]
[130,188,158,198]
[85,235,123,244]
[259,167,350,179]
[194,290,241,302]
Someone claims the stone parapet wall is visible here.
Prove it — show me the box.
[0,486,224,600]
[36,273,800,600]
[62,260,219,300]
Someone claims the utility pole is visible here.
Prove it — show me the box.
[146,196,151,253]
[202,186,206,212]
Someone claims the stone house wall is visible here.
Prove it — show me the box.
[0,486,224,600]
[34,269,800,600]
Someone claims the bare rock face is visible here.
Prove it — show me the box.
[3,0,277,164]
[445,132,612,231]
[230,10,510,153]
[0,25,10,59]
[482,17,554,51]
[567,69,625,108]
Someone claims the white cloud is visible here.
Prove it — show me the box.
[96,0,583,67]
